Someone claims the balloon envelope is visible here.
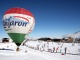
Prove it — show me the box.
[3,7,35,46]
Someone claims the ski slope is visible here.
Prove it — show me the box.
[0,47,80,60]
[0,47,61,60]
[0,41,80,60]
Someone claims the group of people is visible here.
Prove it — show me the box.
[23,41,80,55]
[25,41,67,55]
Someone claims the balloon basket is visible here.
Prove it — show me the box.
[16,47,20,52]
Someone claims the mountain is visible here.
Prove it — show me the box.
[63,31,80,39]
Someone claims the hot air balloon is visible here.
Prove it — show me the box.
[2,7,35,50]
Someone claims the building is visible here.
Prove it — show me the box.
[0,38,13,43]
[2,38,9,43]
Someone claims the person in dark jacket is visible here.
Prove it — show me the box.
[53,47,55,52]
[65,47,67,54]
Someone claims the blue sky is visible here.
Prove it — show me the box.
[0,0,80,38]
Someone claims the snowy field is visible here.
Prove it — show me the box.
[0,41,80,60]
[25,41,80,54]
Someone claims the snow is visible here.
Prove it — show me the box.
[0,42,17,50]
[26,41,80,54]
[0,41,80,60]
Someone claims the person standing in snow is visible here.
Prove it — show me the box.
[37,45,39,50]
[78,48,80,55]
[65,47,67,54]
[56,47,59,53]
[44,44,45,47]
[53,47,55,52]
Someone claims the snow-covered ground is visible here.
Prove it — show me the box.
[0,41,80,60]
[0,42,17,50]
[25,41,80,54]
